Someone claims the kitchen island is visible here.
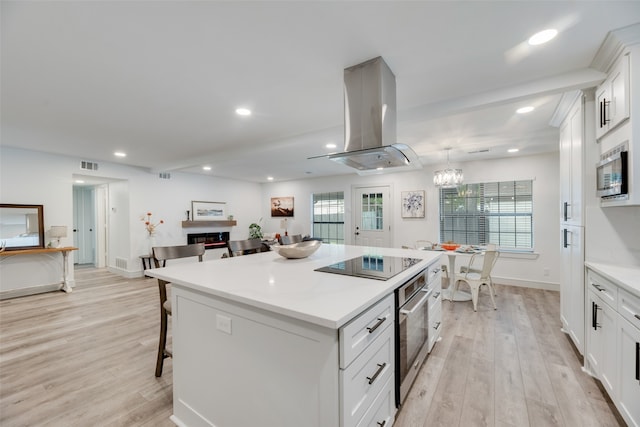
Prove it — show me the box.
[146,244,442,427]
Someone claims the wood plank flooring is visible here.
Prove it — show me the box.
[0,269,624,426]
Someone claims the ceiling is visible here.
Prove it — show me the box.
[2,2,639,183]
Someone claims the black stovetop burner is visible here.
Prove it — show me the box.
[314,255,422,281]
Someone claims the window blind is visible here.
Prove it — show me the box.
[312,191,345,244]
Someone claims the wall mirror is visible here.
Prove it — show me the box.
[0,204,45,250]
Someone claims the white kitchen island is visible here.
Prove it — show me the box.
[146,244,441,427]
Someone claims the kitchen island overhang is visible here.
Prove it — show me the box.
[147,244,441,329]
[146,244,442,427]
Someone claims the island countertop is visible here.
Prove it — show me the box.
[146,244,441,329]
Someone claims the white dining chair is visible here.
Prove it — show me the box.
[453,249,499,311]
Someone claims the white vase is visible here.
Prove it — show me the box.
[148,235,156,255]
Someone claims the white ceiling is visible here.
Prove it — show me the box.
[2,1,639,183]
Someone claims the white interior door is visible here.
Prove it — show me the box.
[353,185,391,247]
[73,186,96,265]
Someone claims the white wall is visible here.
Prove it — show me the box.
[262,151,562,290]
[0,146,263,295]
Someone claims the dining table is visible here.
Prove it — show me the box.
[418,245,485,302]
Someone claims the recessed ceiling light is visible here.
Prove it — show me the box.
[516,106,535,114]
[202,166,212,171]
[376,167,384,171]
[528,29,558,46]
[75,180,85,184]
[235,108,251,116]
[267,176,274,181]
[508,148,519,153]
[114,151,126,157]
[325,143,337,149]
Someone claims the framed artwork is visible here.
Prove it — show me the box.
[192,201,226,220]
[401,190,425,218]
[271,197,294,217]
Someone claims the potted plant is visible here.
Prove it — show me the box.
[249,220,263,240]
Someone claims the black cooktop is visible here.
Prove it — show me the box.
[314,255,422,281]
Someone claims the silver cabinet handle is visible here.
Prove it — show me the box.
[367,317,386,334]
[434,321,441,330]
[366,362,386,385]
[433,291,441,299]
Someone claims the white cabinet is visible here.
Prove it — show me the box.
[595,54,630,140]
[585,265,640,427]
[586,281,617,396]
[428,265,442,352]
[340,294,395,427]
[618,288,640,427]
[559,94,585,226]
[560,224,585,354]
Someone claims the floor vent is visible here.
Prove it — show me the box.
[115,257,127,270]
[80,160,99,171]
[159,172,171,180]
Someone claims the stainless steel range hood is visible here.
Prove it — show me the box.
[328,56,421,174]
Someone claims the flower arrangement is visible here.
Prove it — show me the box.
[141,212,164,236]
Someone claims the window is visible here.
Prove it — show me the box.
[312,192,344,244]
[439,180,533,250]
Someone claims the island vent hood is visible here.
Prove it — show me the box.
[327,56,421,174]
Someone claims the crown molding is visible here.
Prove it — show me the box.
[591,23,640,72]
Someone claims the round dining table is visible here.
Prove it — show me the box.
[419,246,485,302]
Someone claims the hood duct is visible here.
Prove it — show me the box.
[326,56,421,174]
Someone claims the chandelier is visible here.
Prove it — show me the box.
[433,148,463,188]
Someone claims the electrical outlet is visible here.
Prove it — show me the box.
[543,268,550,277]
[216,314,232,335]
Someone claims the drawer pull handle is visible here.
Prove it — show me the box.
[592,283,604,292]
[433,291,440,299]
[367,317,386,334]
[636,342,639,382]
[634,314,640,321]
[377,421,386,427]
[367,362,387,385]
[434,321,441,330]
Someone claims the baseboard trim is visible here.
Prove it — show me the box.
[107,266,143,279]
[493,276,559,291]
[0,283,64,300]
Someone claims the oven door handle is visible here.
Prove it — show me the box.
[399,288,432,315]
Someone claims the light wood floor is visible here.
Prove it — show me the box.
[0,269,623,427]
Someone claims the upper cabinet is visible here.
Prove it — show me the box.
[559,93,585,226]
[595,54,630,140]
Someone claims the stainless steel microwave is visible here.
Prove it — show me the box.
[596,142,628,200]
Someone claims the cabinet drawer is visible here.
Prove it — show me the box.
[429,278,442,313]
[341,324,394,427]
[356,376,395,427]
[426,262,442,286]
[429,302,442,353]
[618,287,640,330]
[588,271,617,309]
[340,294,394,369]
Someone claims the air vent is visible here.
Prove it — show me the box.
[80,160,99,171]
[115,257,127,270]
[467,149,490,154]
[159,172,171,180]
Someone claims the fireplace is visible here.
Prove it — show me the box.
[187,232,230,250]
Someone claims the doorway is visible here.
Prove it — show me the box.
[72,175,112,269]
[352,185,392,247]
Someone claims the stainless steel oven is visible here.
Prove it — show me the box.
[396,267,431,405]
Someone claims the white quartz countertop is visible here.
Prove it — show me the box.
[585,261,640,297]
[146,244,442,329]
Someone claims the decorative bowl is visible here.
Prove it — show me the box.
[272,240,322,259]
[441,243,461,251]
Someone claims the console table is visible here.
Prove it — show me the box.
[0,247,78,293]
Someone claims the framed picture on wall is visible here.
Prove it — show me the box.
[192,201,226,220]
[401,190,425,218]
[271,197,294,217]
